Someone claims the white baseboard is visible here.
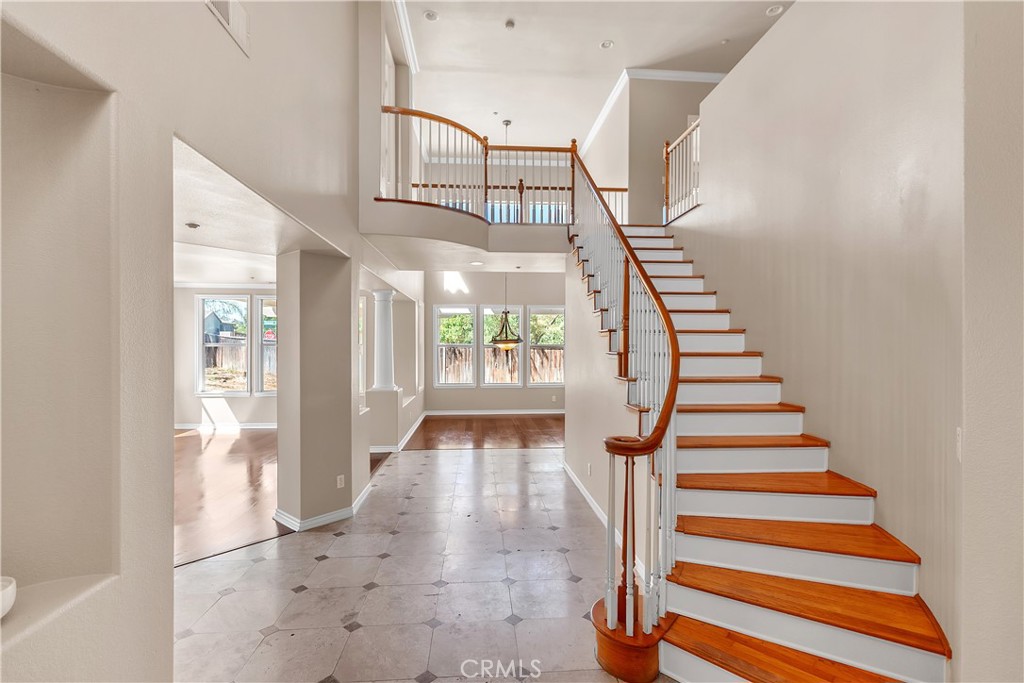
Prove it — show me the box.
[423,409,565,416]
[175,422,277,431]
[562,459,646,579]
[274,482,373,532]
[369,411,427,453]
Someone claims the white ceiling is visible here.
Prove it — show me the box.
[174,242,277,286]
[404,1,789,144]
[365,234,566,272]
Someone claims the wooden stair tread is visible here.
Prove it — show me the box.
[640,259,695,264]
[680,351,760,357]
[678,434,828,448]
[664,615,898,683]
[677,402,805,414]
[634,246,683,251]
[680,375,782,384]
[676,471,876,497]
[676,328,745,334]
[651,275,704,279]
[669,309,730,314]
[668,563,951,657]
[677,516,921,564]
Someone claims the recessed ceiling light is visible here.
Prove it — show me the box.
[423,9,439,21]
[505,18,516,30]
[185,222,200,229]
[600,40,614,49]
[470,261,484,266]
[766,5,784,17]
[721,39,730,45]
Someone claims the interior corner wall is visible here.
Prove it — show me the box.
[424,271,566,412]
[669,1,964,670]
[627,79,716,225]
[960,3,1024,681]
[582,81,630,189]
[173,287,278,428]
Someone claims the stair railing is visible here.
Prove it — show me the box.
[572,151,680,639]
[598,187,629,224]
[664,119,701,224]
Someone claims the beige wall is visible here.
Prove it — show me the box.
[424,271,566,412]
[628,79,715,225]
[0,2,361,679]
[960,3,1024,681]
[582,81,630,189]
[172,287,277,427]
[671,0,965,670]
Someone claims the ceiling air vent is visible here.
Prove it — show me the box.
[207,0,250,56]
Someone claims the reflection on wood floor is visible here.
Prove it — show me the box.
[174,428,290,566]
[403,414,565,450]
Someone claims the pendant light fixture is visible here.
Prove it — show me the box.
[490,273,522,351]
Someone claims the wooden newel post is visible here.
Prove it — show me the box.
[619,259,630,378]
[569,138,577,224]
[517,178,525,223]
[663,140,671,217]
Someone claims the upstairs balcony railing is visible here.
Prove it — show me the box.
[664,119,700,224]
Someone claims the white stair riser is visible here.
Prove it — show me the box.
[675,411,804,436]
[676,534,919,595]
[638,249,686,262]
[677,333,746,353]
[645,262,694,276]
[663,294,717,310]
[623,226,667,237]
[670,312,731,330]
[676,489,875,524]
[680,355,761,377]
[627,236,675,249]
[667,585,947,682]
[677,446,828,473]
[678,381,780,404]
[652,277,703,292]
[659,642,746,683]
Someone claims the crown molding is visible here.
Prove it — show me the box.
[393,0,420,75]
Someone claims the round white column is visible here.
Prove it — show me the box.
[371,289,398,391]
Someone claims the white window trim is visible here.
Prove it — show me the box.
[255,295,278,397]
[526,305,566,387]
[480,304,524,388]
[433,304,477,389]
[195,294,252,397]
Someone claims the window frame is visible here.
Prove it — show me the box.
[479,304,524,388]
[433,304,478,389]
[526,305,566,387]
[195,294,252,397]
[255,295,278,396]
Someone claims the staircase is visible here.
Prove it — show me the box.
[571,221,952,682]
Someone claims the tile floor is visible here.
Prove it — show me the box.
[173,448,638,683]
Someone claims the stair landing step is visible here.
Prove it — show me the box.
[676,471,876,497]
[680,375,782,384]
[664,615,897,683]
[678,434,828,449]
[677,402,805,414]
[677,516,921,564]
[668,563,951,657]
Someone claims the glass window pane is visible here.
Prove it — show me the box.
[262,344,277,391]
[529,347,564,384]
[482,306,520,344]
[437,307,474,344]
[438,346,473,384]
[261,298,277,392]
[529,311,564,345]
[484,346,520,384]
[202,298,248,392]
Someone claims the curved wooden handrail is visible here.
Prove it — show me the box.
[572,152,681,458]
[381,105,488,146]
[667,118,700,155]
[489,144,575,153]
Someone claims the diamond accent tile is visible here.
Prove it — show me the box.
[343,621,363,632]
[568,575,583,583]
[398,511,409,516]
[218,587,236,596]
[259,625,279,637]
[333,531,347,537]
[424,618,443,629]
[547,525,560,531]
[415,671,437,683]
[318,677,340,683]
[314,554,328,561]
[431,580,448,588]
[291,585,308,593]
[504,614,523,625]
[557,547,571,554]
[377,552,392,559]
[501,577,516,586]
[388,530,401,536]
[582,610,592,622]
[497,549,512,555]
[174,629,194,641]
[362,582,379,591]
[251,556,267,563]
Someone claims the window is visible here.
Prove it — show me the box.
[199,297,249,393]
[258,297,277,393]
[435,306,475,386]
[358,296,367,398]
[481,305,522,386]
[528,306,565,385]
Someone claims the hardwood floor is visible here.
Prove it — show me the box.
[403,414,565,450]
[174,428,291,566]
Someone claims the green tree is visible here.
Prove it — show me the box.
[529,313,564,345]
[438,313,474,344]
